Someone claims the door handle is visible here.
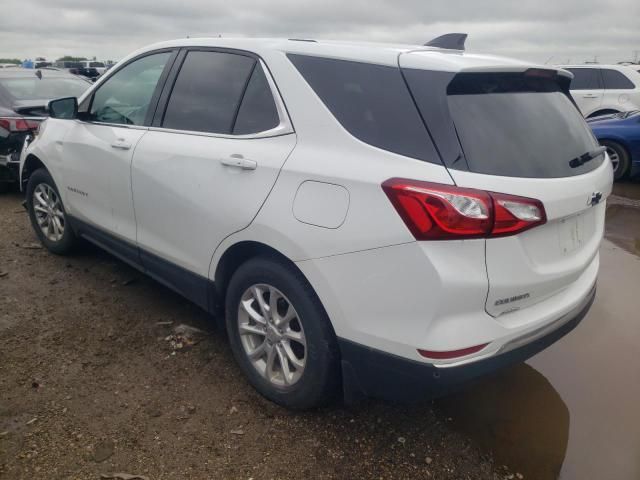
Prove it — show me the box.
[111,138,131,150]
[582,94,599,98]
[220,154,257,170]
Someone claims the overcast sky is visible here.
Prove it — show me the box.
[1,0,639,65]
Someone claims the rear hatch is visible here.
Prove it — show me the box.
[400,52,612,317]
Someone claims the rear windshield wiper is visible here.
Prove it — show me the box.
[569,146,606,168]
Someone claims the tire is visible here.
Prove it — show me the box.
[26,168,77,255]
[225,256,341,409]
[601,140,630,181]
[0,181,9,194]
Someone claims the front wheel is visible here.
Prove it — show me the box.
[225,256,341,409]
[26,168,77,255]
[601,140,630,181]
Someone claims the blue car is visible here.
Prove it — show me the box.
[588,110,640,181]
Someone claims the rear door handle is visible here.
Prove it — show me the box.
[582,94,599,98]
[220,154,257,170]
[111,138,131,150]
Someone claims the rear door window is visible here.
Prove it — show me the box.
[601,69,635,89]
[288,54,440,164]
[162,51,255,134]
[233,63,280,135]
[567,68,602,90]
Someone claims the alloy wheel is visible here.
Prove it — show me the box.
[606,146,620,174]
[237,284,307,387]
[32,183,65,242]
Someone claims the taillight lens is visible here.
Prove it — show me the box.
[0,117,41,133]
[491,193,545,237]
[382,178,546,240]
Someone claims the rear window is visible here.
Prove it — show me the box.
[288,54,440,163]
[0,77,89,100]
[601,69,635,90]
[444,72,601,178]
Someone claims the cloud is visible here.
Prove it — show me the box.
[1,0,638,64]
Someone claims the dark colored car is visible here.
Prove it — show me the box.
[53,61,100,81]
[0,68,90,190]
[588,110,640,180]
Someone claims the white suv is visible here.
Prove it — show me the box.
[20,37,612,409]
[560,64,640,117]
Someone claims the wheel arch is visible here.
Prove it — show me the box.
[587,108,621,118]
[598,136,631,155]
[21,153,48,191]
[212,240,320,316]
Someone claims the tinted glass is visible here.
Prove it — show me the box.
[567,68,601,90]
[0,77,89,100]
[288,54,440,163]
[445,72,601,178]
[233,64,279,134]
[90,52,171,126]
[601,69,635,89]
[163,51,255,134]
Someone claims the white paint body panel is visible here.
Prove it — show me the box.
[448,159,612,318]
[131,130,296,277]
[59,122,144,243]
[293,181,350,229]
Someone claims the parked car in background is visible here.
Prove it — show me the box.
[78,60,107,75]
[560,64,640,118]
[21,37,610,408]
[588,110,640,180]
[53,61,100,81]
[0,68,90,191]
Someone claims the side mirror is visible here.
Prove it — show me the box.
[48,97,78,119]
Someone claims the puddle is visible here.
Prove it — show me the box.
[605,204,640,256]
[613,180,640,201]
[437,183,640,479]
[438,364,569,479]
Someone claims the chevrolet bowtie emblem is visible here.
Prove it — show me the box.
[588,192,603,206]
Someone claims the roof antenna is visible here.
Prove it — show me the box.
[425,33,467,51]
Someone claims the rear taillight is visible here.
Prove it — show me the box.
[382,178,546,240]
[0,117,41,133]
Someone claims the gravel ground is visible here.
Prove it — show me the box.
[0,191,510,480]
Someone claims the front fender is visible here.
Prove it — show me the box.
[20,119,74,194]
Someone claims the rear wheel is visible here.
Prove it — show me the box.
[26,168,77,254]
[601,140,630,181]
[225,256,341,409]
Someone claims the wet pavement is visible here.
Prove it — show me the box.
[439,179,640,479]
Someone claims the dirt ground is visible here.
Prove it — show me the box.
[0,190,511,480]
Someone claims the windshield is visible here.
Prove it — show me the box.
[0,77,90,101]
[446,72,601,178]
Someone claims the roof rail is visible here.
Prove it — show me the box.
[425,33,467,51]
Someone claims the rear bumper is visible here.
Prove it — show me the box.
[340,282,595,403]
[0,152,20,182]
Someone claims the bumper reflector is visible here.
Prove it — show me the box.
[418,343,489,360]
